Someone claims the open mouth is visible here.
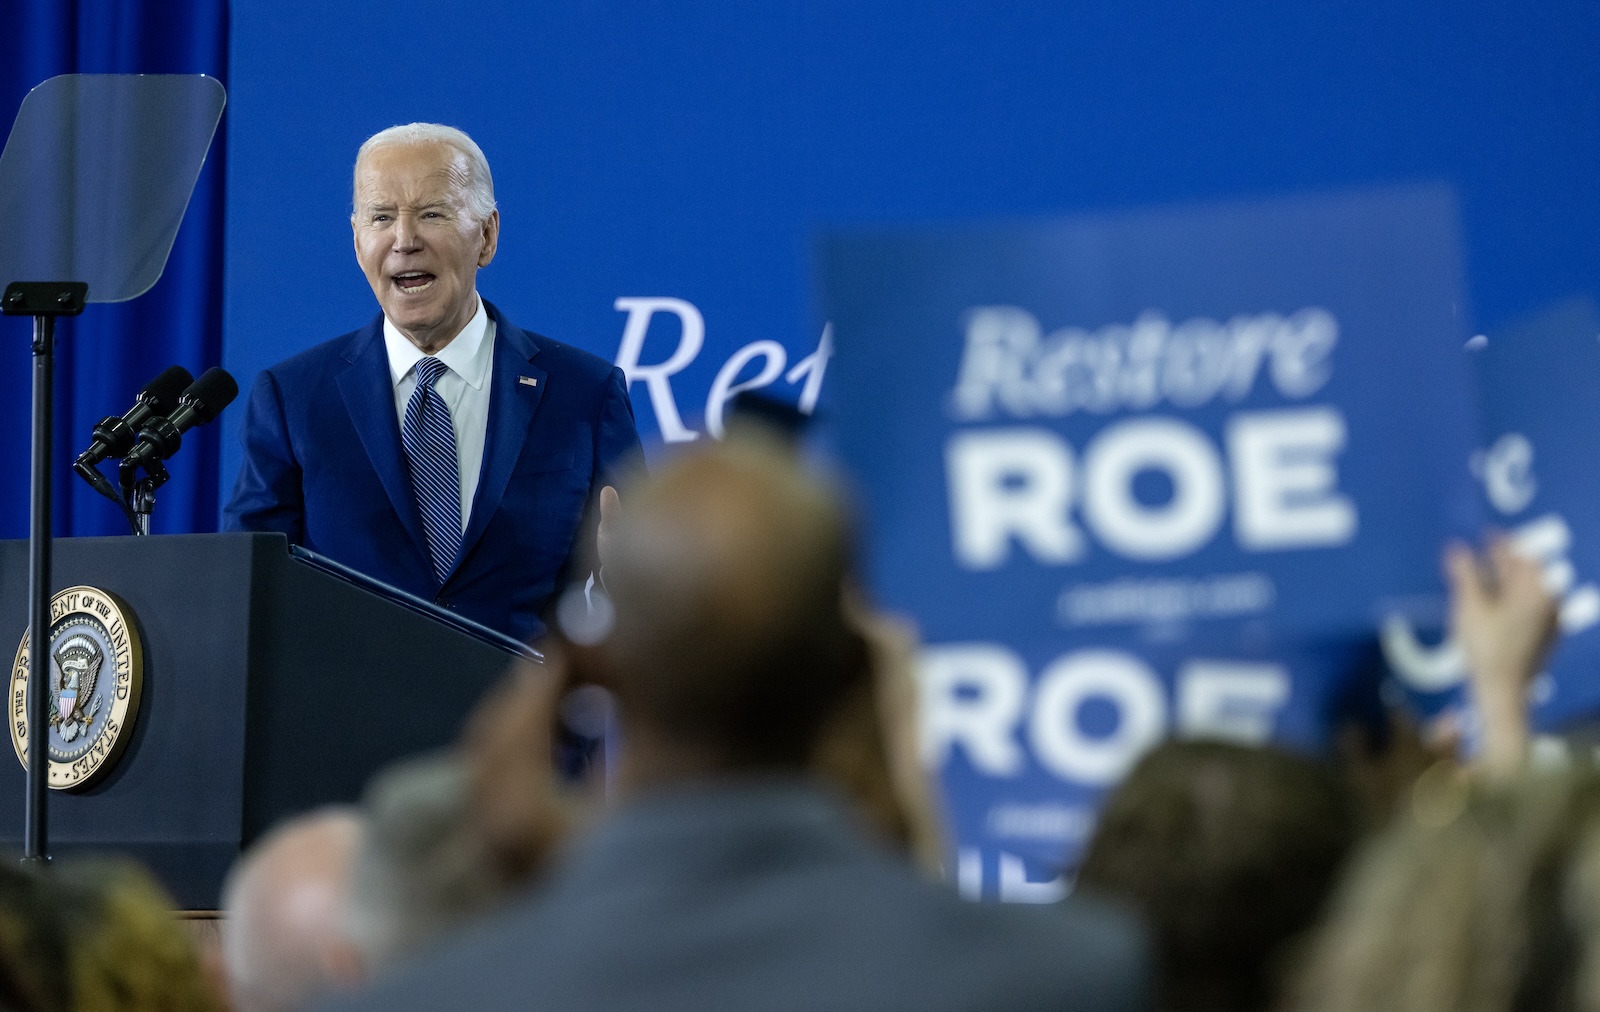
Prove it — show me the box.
[393,271,437,294]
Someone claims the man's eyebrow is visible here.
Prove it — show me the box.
[358,201,451,213]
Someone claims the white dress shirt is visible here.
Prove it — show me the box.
[383,296,495,532]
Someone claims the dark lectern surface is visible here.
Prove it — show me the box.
[0,533,523,908]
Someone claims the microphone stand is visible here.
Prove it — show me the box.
[118,457,168,537]
[1,281,87,864]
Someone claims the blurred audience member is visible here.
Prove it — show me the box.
[1078,741,1360,1012]
[0,861,68,1012]
[345,752,530,973]
[222,808,363,1012]
[810,604,947,872]
[1329,639,1457,827]
[330,441,1148,1012]
[53,858,224,1012]
[459,656,583,890]
[462,477,945,881]
[1291,768,1600,1012]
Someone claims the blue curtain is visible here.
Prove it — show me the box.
[0,0,227,538]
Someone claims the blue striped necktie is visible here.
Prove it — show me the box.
[401,356,461,584]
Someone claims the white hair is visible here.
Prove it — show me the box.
[352,122,497,222]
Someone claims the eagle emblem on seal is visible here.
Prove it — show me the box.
[49,634,104,743]
[10,587,145,791]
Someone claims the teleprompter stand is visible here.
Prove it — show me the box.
[1,282,86,862]
[0,73,226,862]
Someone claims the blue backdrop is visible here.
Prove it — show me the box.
[215,1,1600,899]
[6,0,1600,898]
[220,1,1600,489]
[8,4,1598,531]
[0,0,227,539]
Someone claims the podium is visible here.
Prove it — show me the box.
[0,532,526,908]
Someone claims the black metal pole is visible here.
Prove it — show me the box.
[23,314,52,862]
[3,282,87,866]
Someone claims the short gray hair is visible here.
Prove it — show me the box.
[344,752,522,971]
[352,122,497,222]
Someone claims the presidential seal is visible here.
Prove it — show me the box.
[9,587,144,791]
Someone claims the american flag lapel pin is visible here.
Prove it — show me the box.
[519,376,539,388]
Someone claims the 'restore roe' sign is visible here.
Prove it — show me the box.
[818,187,1481,899]
[1378,297,1600,732]
[945,305,1353,601]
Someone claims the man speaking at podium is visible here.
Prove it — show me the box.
[225,124,640,642]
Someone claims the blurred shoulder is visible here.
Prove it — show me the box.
[910,883,1150,1009]
[315,891,557,1012]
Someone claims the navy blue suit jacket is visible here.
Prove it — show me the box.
[223,301,641,642]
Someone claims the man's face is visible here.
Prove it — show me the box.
[352,141,499,351]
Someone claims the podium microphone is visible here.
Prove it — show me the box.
[122,367,239,472]
[76,365,194,467]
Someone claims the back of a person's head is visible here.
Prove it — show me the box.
[0,861,68,1012]
[221,808,362,1012]
[1077,739,1360,1012]
[1291,767,1600,1012]
[589,440,864,769]
[346,752,526,973]
[52,858,222,1012]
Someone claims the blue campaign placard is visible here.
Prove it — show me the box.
[1468,297,1600,731]
[818,187,1482,897]
[1383,297,1600,736]
[820,187,1480,641]
[920,627,1381,900]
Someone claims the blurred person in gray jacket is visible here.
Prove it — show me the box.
[344,752,531,975]
[326,438,1149,1012]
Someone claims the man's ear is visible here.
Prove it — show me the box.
[478,209,501,267]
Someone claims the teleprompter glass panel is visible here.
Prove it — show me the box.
[0,74,226,303]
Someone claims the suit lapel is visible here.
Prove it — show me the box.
[336,318,432,568]
[456,303,545,570]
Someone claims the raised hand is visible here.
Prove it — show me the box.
[1444,535,1560,778]
[460,652,581,883]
